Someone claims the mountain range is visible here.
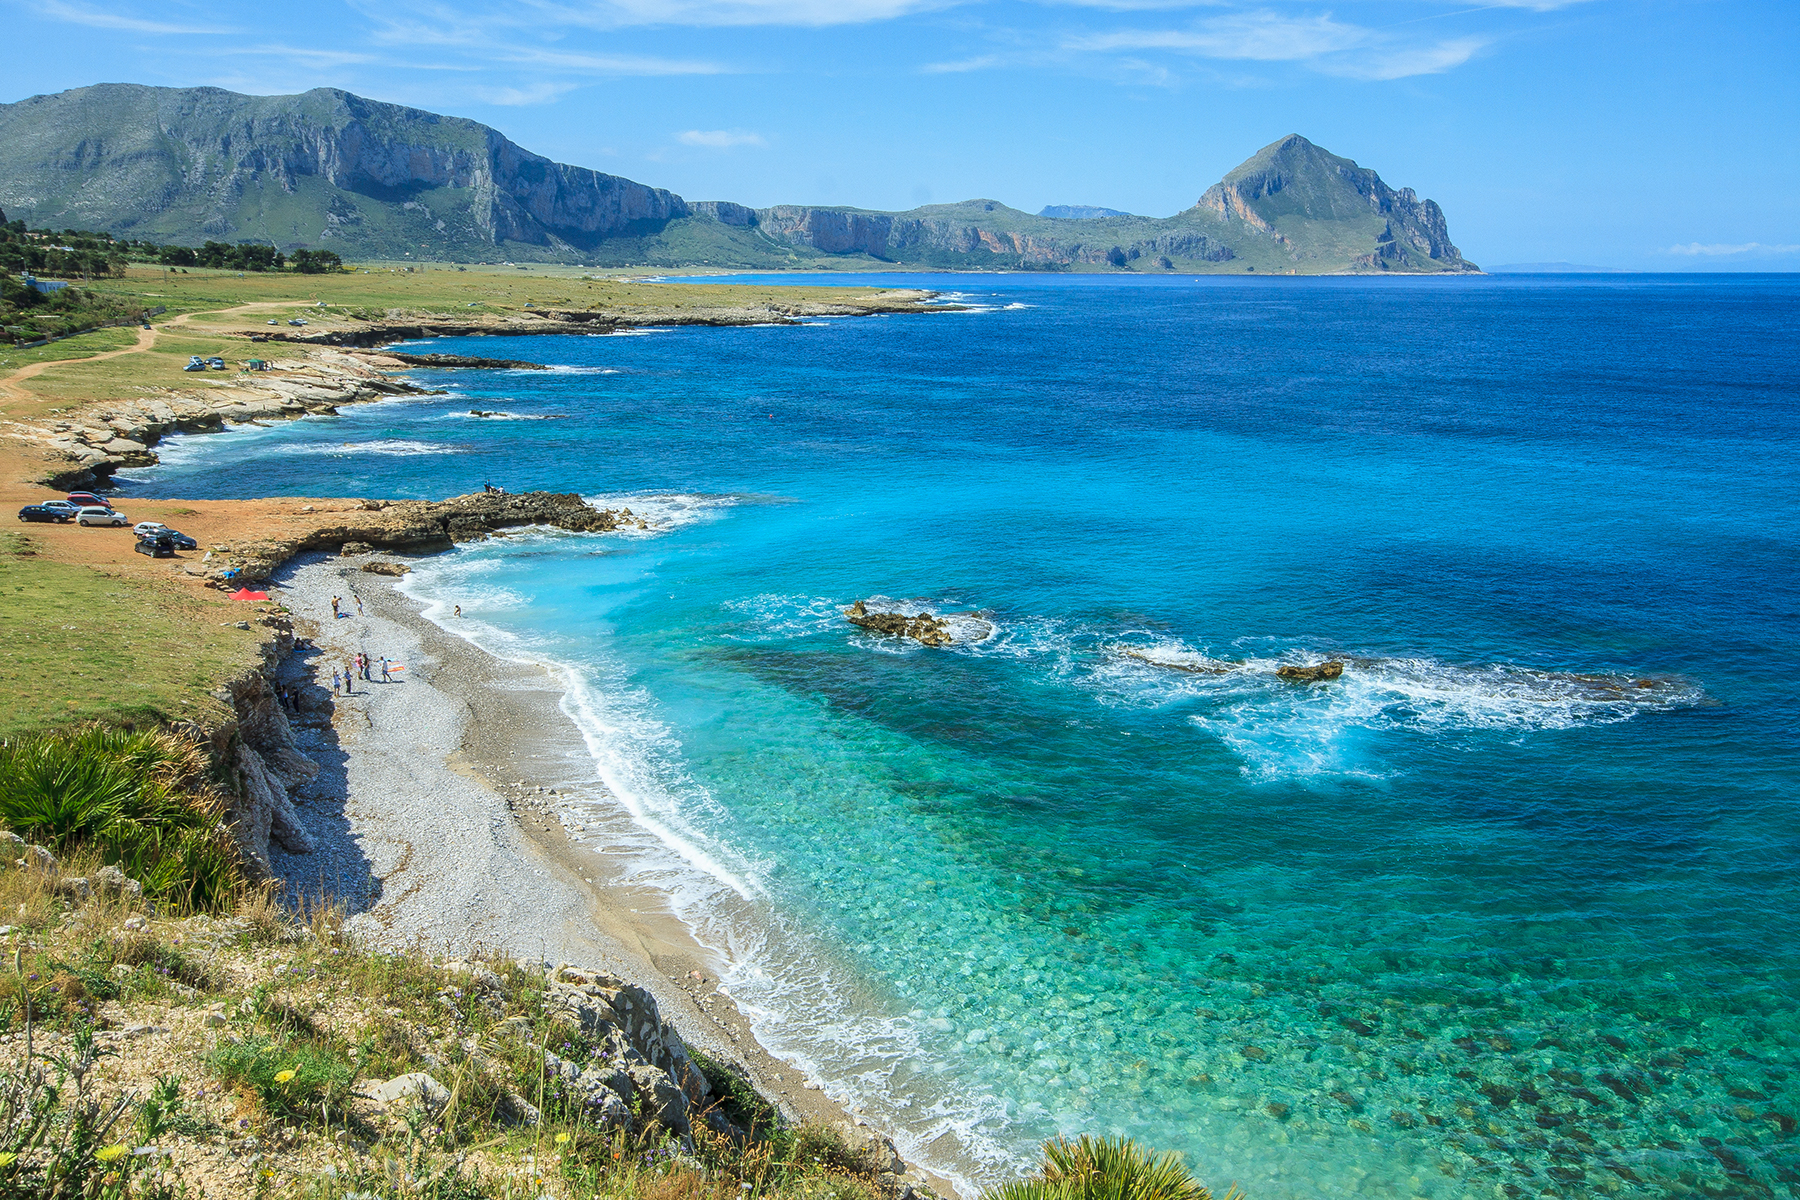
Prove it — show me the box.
[0,84,1478,274]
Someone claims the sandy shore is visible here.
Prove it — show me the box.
[262,550,953,1190]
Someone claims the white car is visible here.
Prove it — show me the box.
[133,521,168,538]
[78,506,129,527]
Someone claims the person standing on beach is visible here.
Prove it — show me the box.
[344,660,355,693]
[454,605,462,619]
[356,596,364,618]
[380,657,391,684]
[332,596,340,618]
[332,669,341,696]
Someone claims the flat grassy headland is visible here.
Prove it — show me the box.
[0,531,263,736]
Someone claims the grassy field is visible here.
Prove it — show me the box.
[0,531,262,735]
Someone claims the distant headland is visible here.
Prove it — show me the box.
[0,84,1477,275]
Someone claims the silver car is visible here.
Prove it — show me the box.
[78,506,129,527]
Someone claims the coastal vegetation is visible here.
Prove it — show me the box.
[0,842,1122,1199]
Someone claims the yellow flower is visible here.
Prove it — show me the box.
[555,1132,571,1144]
[274,1069,297,1084]
[0,1152,16,1168]
[95,1145,129,1164]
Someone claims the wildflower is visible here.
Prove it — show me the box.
[274,1068,297,1084]
[0,1152,16,1168]
[96,1144,130,1164]
[555,1132,571,1145]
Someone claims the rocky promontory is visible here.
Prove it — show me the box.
[212,491,623,585]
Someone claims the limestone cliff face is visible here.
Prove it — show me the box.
[0,84,686,257]
[0,86,1475,271]
[1196,134,1476,272]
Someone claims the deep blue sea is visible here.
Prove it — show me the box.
[122,274,1800,1199]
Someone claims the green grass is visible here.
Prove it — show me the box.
[0,534,261,735]
[0,326,139,370]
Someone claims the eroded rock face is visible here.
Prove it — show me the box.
[542,964,712,1138]
[211,669,319,877]
[845,600,955,647]
[211,492,621,585]
[1276,661,1345,682]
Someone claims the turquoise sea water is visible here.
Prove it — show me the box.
[123,275,1800,1199]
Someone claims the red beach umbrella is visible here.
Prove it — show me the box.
[229,588,270,601]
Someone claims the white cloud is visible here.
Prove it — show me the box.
[498,47,726,74]
[480,81,584,104]
[37,0,234,34]
[1667,242,1800,257]
[1074,12,1368,60]
[1322,36,1488,80]
[921,54,1003,73]
[677,129,767,147]
[519,0,946,27]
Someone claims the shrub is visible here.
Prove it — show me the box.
[208,1032,358,1126]
[983,1136,1240,1200]
[0,724,243,908]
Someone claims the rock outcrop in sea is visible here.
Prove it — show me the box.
[844,600,956,647]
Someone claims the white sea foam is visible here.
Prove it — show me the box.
[293,439,461,456]
[582,491,743,538]
[399,552,1022,1195]
[538,365,620,374]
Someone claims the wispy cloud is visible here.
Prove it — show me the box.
[480,81,584,104]
[516,0,947,28]
[1322,36,1488,80]
[1074,12,1368,60]
[1667,242,1800,257]
[921,54,1003,73]
[677,129,767,147]
[37,0,234,34]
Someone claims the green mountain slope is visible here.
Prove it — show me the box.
[0,83,685,262]
[0,87,1476,273]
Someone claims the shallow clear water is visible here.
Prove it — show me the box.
[123,275,1800,1199]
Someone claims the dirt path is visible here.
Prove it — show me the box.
[0,301,296,407]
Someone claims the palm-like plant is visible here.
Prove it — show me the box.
[984,1136,1241,1200]
[0,724,242,908]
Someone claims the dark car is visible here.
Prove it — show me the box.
[18,505,72,523]
[134,534,176,558]
[159,529,199,551]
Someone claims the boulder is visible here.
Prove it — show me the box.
[92,864,144,901]
[360,560,409,576]
[1276,661,1345,682]
[56,876,92,901]
[375,1072,450,1112]
[844,600,955,647]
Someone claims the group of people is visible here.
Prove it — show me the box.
[331,651,395,696]
[330,594,364,619]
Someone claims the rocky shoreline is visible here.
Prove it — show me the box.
[196,549,957,1199]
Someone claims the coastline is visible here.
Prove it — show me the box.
[263,549,962,1198]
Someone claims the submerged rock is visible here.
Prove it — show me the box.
[1119,648,1239,674]
[1276,661,1345,682]
[845,600,956,647]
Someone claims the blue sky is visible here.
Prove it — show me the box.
[4,0,1796,268]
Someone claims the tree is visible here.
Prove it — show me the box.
[290,248,344,274]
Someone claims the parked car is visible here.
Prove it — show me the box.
[267,319,279,326]
[159,529,199,550]
[287,318,308,327]
[134,534,176,558]
[18,505,72,523]
[133,521,168,538]
[67,492,113,509]
[208,357,227,370]
[41,501,81,516]
[77,506,129,527]
[184,356,208,372]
